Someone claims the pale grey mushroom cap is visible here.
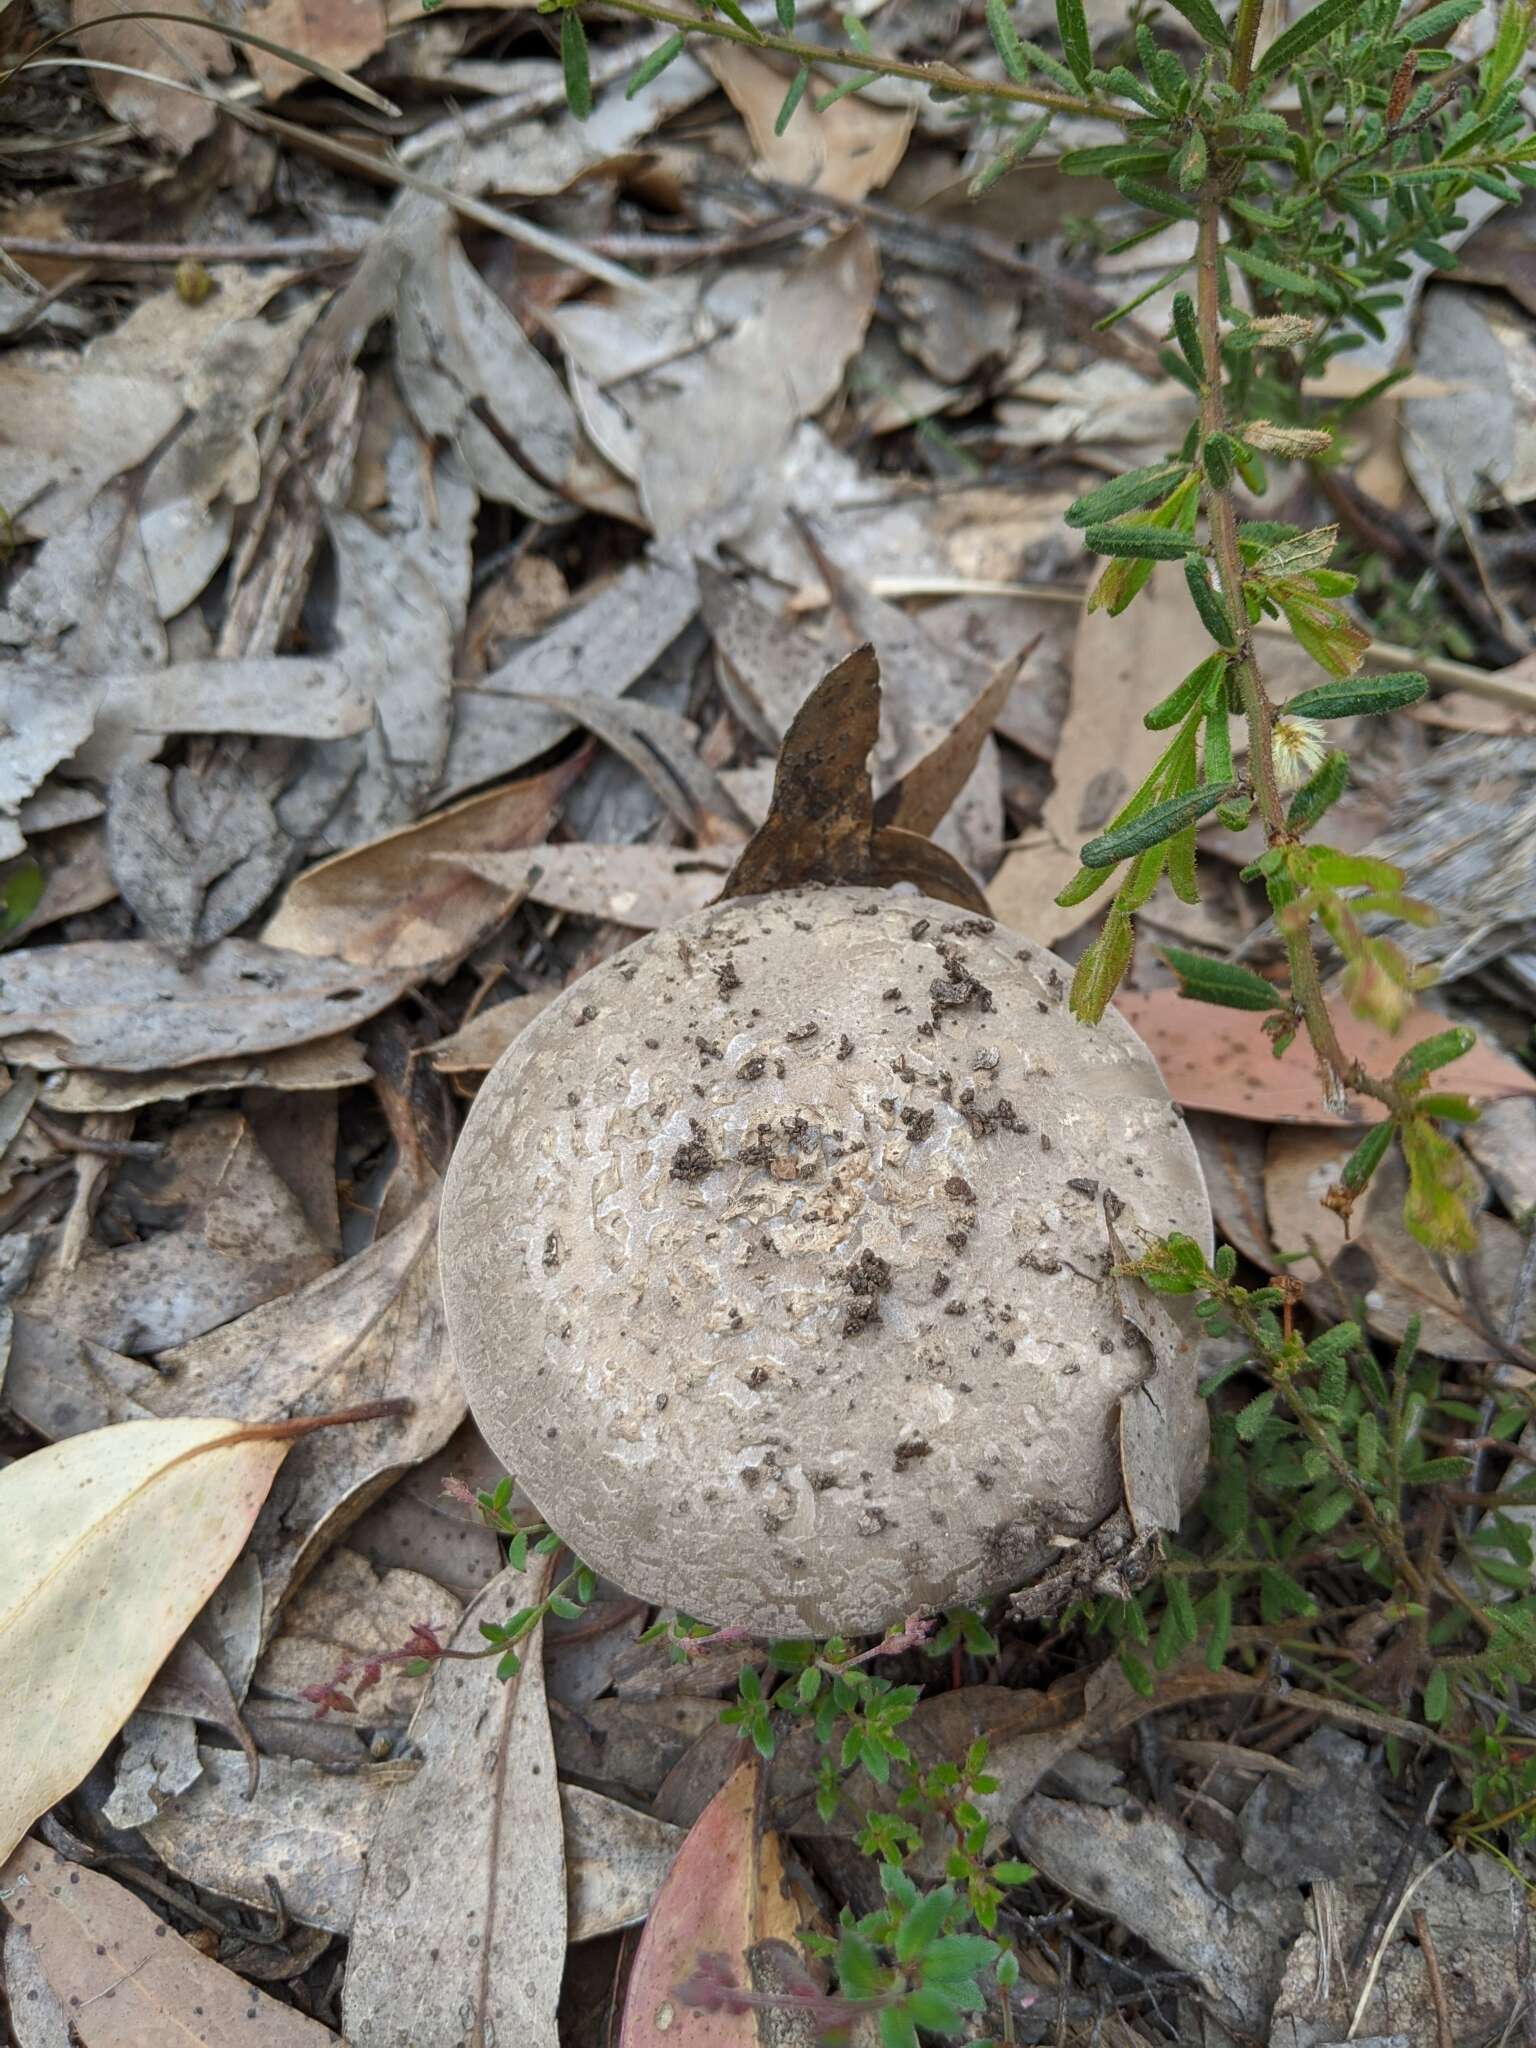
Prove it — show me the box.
[440,887,1213,1638]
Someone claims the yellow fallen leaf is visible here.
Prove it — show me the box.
[0,1416,291,1864]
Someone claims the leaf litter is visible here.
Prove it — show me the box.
[2,6,1535,2042]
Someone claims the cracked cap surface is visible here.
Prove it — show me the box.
[440,886,1213,1636]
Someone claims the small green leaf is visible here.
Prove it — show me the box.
[1175,127,1207,189]
[0,861,43,936]
[894,1885,953,1963]
[626,30,686,94]
[990,1861,1034,1885]
[775,0,795,23]
[1423,1667,1450,1724]
[560,6,593,116]
[1185,557,1236,645]
[1254,0,1369,80]
[1119,1649,1154,1697]
[1283,672,1428,719]
[1172,291,1205,381]
[1145,652,1226,730]
[1236,1387,1278,1441]
[1082,523,1198,561]
[1204,1582,1233,1669]
[1394,1026,1475,1084]
[1159,0,1230,44]
[1079,780,1235,868]
[774,63,810,132]
[1162,946,1285,1012]
[1286,749,1349,830]
[1068,909,1134,1024]
[837,1929,884,2000]
[986,0,1030,80]
[1065,461,1187,529]
[1225,244,1316,297]
[1055,0,1093,83]
[878,2006,920,2048]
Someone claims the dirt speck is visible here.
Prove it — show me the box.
[716,959,741,996]
[901,1105,935,1143]
[845,1248,892,1297]
[670,1119,716,1182]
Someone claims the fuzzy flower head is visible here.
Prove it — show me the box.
[1271,713,1329,789]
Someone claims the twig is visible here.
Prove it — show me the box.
[1349,1771,1450,1976]
[1412,1909,1454,2048]
[27,1106,165,1161]
[1348,1847,1454,2040]
[0,235,366,266]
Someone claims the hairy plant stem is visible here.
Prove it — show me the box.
[577,0,1112,118]
[1192,193,1399,1115]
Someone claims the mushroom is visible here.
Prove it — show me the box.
[440,886,1213,1638]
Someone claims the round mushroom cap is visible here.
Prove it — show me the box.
[440,887,1213,1638]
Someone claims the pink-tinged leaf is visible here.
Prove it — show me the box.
[1115,991,1536,1126]
[620,1755,821,2046]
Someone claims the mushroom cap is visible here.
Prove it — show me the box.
[440,887,1213,1637]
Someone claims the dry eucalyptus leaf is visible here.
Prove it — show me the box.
[0,369,180,544]
[435,554,700,803]
[0,1839,335,2047]
[342,1560,566,2047]
[696,560,833,748]
[37,1033,372,1114]
[253,1547,464,1726]
[867,826,991,914]
[614,231,880,537]
[70,0,232,150]
[989,565,1216,947]
[552,1695,721,1801]
[245,0,387,97]
[102,1709,203,1831]
[70,656,375,781]
[395,203,635,524]
[702,43,915,202]
[107,761,288,960]
[1116,991,1536,1126]
[563,1784,682,1942]
[0,1313,158,1441]
[619,1755,815,2048]
[346,1418,508,1599]
[0,1416,291,1863]
[446,845,731,932]
[1186,1111,1275,1269]
[5,820,116,944]
[19,1111,332,1353]
[0,941,412,1072]
[262,752,590,971]
[426,992,557,1075]
[513,688,748,837]
[2,1918,72,2048]
[145,1747,387,1935]
[145,1195,456,1634]
[140,1632,259,1791]
[0,484,165,689]
[0,674,102,861]
[875,649,1028,838]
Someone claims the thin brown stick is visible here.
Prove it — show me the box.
[0,235,364,266]
[1413,1909,1454,2048]
[28,1106,165,1161]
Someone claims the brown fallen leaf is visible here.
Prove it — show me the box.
[19,1111,332,1353]
[346,1417,509,1599]
[1186,1110,1275,1268]
[447,845,733,932]
[426,992,557,1075]
[0,1839,334,2046]
[1115,991,1536,1125]
[513,688,750,838]
[702,44,915,202]
[868,826,992,914]
[342,1559,566,2045]
[70,0,233,154]
[619,1753,819,2047]
[139,1632,260,1796]
[261,750,591,970]
[245,0,387,98]
[989,565,1215,947]
[0,942,412,1073]
[36,1033,372,1114]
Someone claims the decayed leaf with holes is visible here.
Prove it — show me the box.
[0,1417,293,1862]
[0,1839,334,2046]
[620,1754,820,2047]
[342,1559,565,2046]
[262,752,591,971]
[1115,992,1536,1125]
[0,941,412,1072]
[69,0,233,153]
